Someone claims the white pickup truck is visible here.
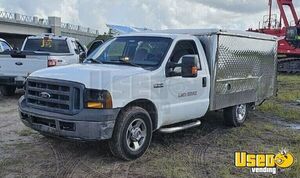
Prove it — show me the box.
[0,34,87,96]
[22,34,87,63]
[19,29,277,160]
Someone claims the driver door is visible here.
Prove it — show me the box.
[162,39,210,125]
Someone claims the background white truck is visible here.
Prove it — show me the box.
[0,34,87,96]
[19,29,277,160]
[22,33,87,64]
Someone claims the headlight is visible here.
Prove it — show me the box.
[84,89,112,109]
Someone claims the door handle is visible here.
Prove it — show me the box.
[15,62,23,66]
[202,77,207,87]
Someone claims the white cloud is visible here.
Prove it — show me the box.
[0,0,299,33]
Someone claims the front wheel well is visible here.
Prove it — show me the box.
[121,99,158,131]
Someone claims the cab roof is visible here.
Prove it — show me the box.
[118,29,277,41]
[27,33,76,40]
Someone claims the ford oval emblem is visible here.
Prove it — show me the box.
[39,92,51,99]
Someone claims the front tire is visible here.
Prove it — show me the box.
[109,106,152,160]
[223,104,248,127]
[0,85,16,96]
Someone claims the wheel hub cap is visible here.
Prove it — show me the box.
[236,104,246,121]
[131,128,142,141]
[126,118,147,151]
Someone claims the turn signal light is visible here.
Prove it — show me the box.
[87,102,104,109]
[192,66,198,75]
[84,89,113,109]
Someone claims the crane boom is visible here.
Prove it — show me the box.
[276,0,299,27]
[248,0,300,73]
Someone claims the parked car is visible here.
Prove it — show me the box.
[0,33,87,96]
[18,29,277,160]
[0,38,12,52]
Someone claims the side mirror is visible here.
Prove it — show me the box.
[181,55,199,78]
[74,48,80,54]
[79,52,87,63]
[13,47,19,51]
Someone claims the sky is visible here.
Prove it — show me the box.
[0,0,300,33]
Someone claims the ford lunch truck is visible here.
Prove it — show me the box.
[19,29,277,160]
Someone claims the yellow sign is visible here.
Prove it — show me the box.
[41,38,52,48]
[235,150,295,174]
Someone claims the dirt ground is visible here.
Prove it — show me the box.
[1,75,300,178]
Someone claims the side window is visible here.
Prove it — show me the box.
[73,41,84,54]
[72,41,79,53]
[0,42,3,52]
[168,40,201,76]
[1,42,11,51]
[76,41,85,53]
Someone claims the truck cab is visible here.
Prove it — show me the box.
[18,29,277,160]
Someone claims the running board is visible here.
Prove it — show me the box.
[159,120,201,133]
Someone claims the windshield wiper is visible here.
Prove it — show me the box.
[85,58,102,64]
[112,58,142,68]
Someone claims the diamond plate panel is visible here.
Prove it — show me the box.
[211,35,277,110]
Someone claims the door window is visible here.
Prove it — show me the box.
[76,41,85,53]
[0,41,11,52]
[73,41,85,54]
[167,40,201,76]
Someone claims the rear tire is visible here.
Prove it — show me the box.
[0,85,16,96]
[223,104,248,127]
[109,106,152,160]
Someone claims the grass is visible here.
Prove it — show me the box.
[276,74,300,102]
[258,74,300,122]
[277,91,300,102]
[146,148,194,178]
[258,101,300,121]
[16,129,35,136]
[0,159,22,170]
[1,75,300,178]
[214,120,300,178]
[283,151,300,178]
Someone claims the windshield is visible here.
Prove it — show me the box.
[85,36,172,70]
[23,39,70,53]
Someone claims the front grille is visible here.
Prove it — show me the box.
[25,78,84,114]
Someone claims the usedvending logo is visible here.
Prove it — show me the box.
[235,149,295,174]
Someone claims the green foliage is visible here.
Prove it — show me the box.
[95,34,113,42]
[87,33,113,49]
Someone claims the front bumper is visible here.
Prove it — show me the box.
[0,76,26,87]
[18,96,120,141]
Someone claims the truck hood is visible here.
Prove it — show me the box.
[30,64,150,88]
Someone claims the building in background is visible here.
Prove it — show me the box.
[0,11,99,48]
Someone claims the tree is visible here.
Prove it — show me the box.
[96,32,113,42]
